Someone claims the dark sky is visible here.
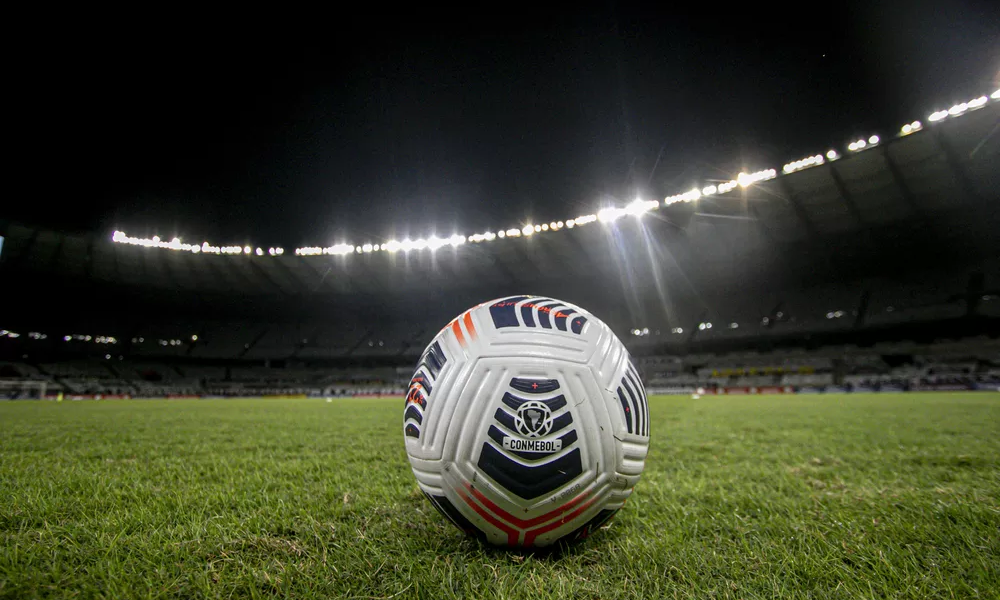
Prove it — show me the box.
[9,1,999,248]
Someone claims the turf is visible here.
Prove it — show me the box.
[1,393,998,600]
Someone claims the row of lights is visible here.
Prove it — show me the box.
[110,88,998,259]
[9,333,203,346]
[928,94,993,122]
[634,310,854,338]
[59,334,117,344]
[112,231,285,257]
[780,91,992,176]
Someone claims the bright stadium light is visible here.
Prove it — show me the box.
[702,185,717,195]
[244,246,251,254]
[868,135,880,145]
[497,230,506,238]
[968,95,988,109]
[626,199,658,216]
[826,150,839,160]
[362,243,373,252]
[541,223,549,231]
[534,224,542,232]
[741,168,777,185]
[664,189,701,205]
[992,89,1000,100]
[948,102,968,116]
[928,110,948,122]
[522,225,534,236]
[598,207,625,223]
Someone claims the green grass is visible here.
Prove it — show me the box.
[1,393,998,599]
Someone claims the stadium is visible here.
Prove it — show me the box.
[2,13,999,598]
[3,97,999,401]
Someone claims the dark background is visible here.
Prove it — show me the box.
[7,1,998,248]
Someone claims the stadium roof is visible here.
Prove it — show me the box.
[2,100,998,335]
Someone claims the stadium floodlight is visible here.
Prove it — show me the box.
[664,188,701,205]
[522,225,534,236]
[541,224,550,231]
[782,155,824,174]
[702,185,717,195]
[63,335,71,342]
[948,102,968,116]
[556,221,564,228]
[362,243,373,253]
[868,135,880,145]
[244,246,251,254]
[928,110,948,122]
[534,224,542,232]
[626,199,659,216]
[968,96,988,109]
[992,89,1000,100]
[449,234,466,246]
[737,169,776,188]
[598,207,625,223]
[497,230,506,238]
[826,150,839,160]
[506,228,521,237]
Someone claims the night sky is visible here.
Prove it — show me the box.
[9,1,999,248]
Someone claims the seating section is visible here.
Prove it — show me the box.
[640,339,1000,393]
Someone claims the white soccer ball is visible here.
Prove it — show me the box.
[404,296,649,548]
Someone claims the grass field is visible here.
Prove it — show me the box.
[1,393,998,600]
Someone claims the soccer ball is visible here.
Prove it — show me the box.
[403,296,649,547]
